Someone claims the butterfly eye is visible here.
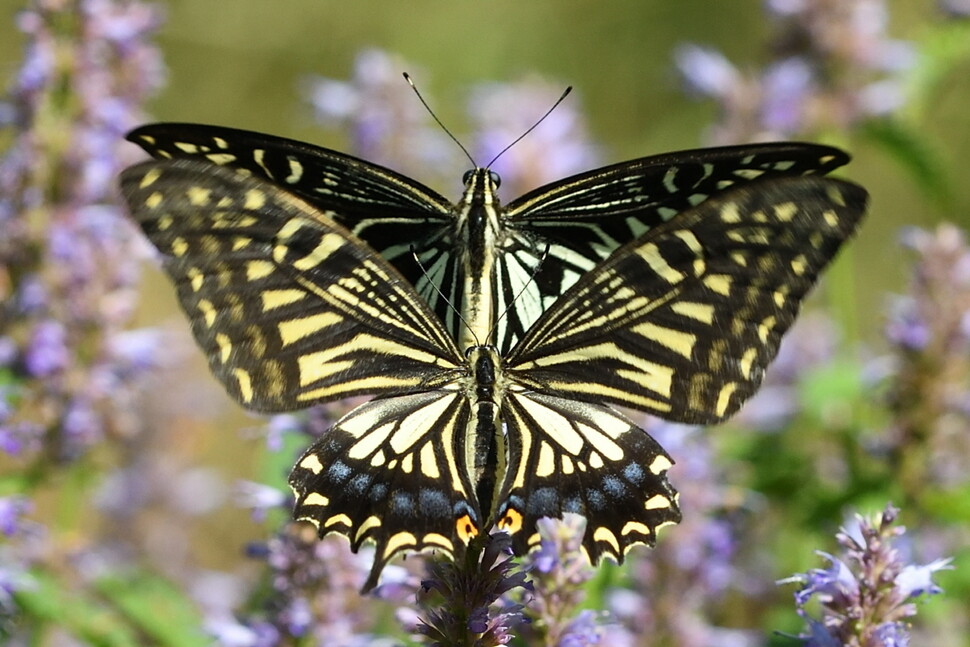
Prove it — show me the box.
[462,170,475,185]
[488,170,501,188]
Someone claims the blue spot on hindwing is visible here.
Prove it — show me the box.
[601,475,626,497]
[391,491,415,513]
[419,489,450,516]
[327,460,351,483]
[623,462,644,484]
[526,487,559,515]
[586,488,605,510]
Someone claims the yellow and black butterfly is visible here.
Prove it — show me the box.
[119,157,866,591]
[127,123,852,354]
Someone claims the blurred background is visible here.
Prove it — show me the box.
[2,1,970,645]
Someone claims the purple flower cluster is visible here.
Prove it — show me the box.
[303,49,454,184]
[515,514,603,646]
[416,532,530,647]
[0,0,165,460]
[884,225,970,495]
[305,51,600,198]
[465,79,600,198]
[0,2,166,631]
[608,421,759,647]
[207,528,378,647]
[675,0,915,143]
[781,503,951,645]
[938,0,970,18]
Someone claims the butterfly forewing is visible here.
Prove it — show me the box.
[507,175,868,424]
[119,159,462,411]
[126,123,454,223]
[128,123,851,354]
[490,143,851,352]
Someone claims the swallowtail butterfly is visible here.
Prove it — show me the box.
[119,156,866,590]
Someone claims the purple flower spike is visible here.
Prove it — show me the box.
[676,0,915,142]
[416,533,530,647]
[466,78,600,197]
[782,503,951,645]
[517,514,603,645]
[2,0,166,463]
[24,320,70,378]
[235,481,289,523]
[0,496,33,537]
[886,224,970,490]
[939,0,970,17]
[303,49,452,181]
[674,44,740,99]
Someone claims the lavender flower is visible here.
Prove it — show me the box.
[305,52,601,201]
[466,79,600,197]
[676,0,915,143]
[416,532,530,647]
[1,0,165,461]
[608,421,758,647]
[781,504,951,645]
[235,481,290,523]
[224,526,379,647]
[303,49,454,183]
[515,514,604,646]
[939,0,970,17]
[0,497,32,539]
[884,225,970,494]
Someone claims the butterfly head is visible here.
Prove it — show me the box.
[462,168,501,190]
[459,168,503,212]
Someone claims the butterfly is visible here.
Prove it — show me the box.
[119,156,867,591]
[126,123,852,354]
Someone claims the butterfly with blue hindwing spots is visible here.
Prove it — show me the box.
[119,152,866,590]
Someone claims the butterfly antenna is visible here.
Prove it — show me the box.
[403,72,477,169]
[409,244,481,347]
[485,86,572,169]
[487,242,552,343]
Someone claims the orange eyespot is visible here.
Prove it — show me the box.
[497,508,523,534]
[456,514,479,544]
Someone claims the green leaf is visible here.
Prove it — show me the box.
[859,119,952,208]
[94,571,208,646]
[14,570,143,647]
[906,22,970,121]
[922,484,970,524]
[799,358,866,422]
[13,568,208,647]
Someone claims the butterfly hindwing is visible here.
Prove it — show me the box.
[507,175,868,424]
[497,391,681,561]
[119,159,462,411]
[289,389,480,591]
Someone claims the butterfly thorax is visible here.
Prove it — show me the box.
[455,169,503,349]
[463,345,509,523]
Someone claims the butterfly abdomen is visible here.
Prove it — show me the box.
[464,346,509,521]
